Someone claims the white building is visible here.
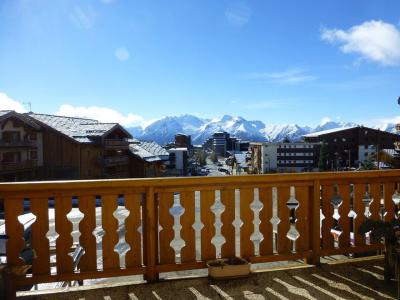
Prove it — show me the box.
[250,142,320,173]
[167,147,188,175]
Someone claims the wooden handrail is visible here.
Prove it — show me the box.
[0,170,399,192]
[0,170,398,289]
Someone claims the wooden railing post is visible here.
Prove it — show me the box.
[143,186,159,282]
[307,180,321,265]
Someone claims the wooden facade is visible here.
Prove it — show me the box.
[129,155,165,178]
[0,111,133,181]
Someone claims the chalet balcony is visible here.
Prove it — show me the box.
[0,160,37,172]
[103,139,130,149]
[0,140,37,148]
[102,155,129,166]
[0,170,399,299]
[396,123,400,132]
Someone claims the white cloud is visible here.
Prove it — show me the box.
[115,47,130,61]
[225,2,252,26]
[55,104,144,127]
[320,117,331,126]
[321,20,400,66]
[373,115,400,129]
[70,5,96,30]
[246,69,317,84]
[0,92,26,112]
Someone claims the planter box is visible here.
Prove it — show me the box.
[207,257,250,280]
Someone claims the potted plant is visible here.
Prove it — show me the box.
[206,257,250,279]
[358,218,400,281]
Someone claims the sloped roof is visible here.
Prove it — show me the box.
[129,141,170,163]
[140,141,169,157]
[303,127,356,138]
[129,144,162,162]
[0,110,12,117]
[0,110,41,130]
[27,113,131,143]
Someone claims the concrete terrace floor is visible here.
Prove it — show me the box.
[18,256,398,300]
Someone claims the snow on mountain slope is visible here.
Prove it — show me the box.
[127,114,398,145]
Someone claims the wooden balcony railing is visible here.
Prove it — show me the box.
[103,139,129,148]
[0,160,37,172]
[0,170,399,288]
[102,155,129,166]
[0,140,37,148]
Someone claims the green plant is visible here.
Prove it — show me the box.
[358,218,400,245]
[318,142,329,171]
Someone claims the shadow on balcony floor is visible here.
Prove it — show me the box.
[18,257,397,300]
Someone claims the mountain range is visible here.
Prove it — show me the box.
[128,114,398,145]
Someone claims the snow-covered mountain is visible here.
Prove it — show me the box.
[127,114,397,145]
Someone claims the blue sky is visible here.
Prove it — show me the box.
[0,0,400,128]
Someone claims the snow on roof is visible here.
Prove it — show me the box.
[0,110,12,117]
[0,110,42,129]
[234,153,247,165]
[302,127,357,138]
[168,147,188,151]
[129,144,162,162]
[27,113,130,143]
[140,141,169,157]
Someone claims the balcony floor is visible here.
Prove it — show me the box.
[18,256,396,300]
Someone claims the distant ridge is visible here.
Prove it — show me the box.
[127,114,398,145]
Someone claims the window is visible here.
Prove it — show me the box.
[30,150,37,160]
[2,152,21,163]
[2,131,20,142]
[29,133,37,140]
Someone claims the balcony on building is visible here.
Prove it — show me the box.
[102,154,130,166]
[103,138,130,149]
[0,159,37,172]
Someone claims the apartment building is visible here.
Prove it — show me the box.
[166,147,188,176]
[0,111,43,181]
[249,142,320,173]
[0,110,133,181]
[303,126,400,169]
[203,131,248,157]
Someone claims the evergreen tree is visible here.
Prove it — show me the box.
[361,155,376,170]
[318,142,329,171]
[195,150,206,166]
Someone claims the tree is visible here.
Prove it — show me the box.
[209,151,218,163]
[195,150,206,166]
[360,155,376,170]
[318,142,329,171]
